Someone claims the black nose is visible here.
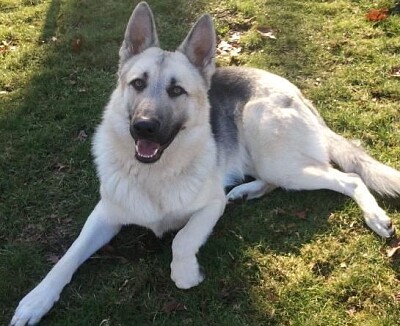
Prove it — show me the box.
[131,118,160,138]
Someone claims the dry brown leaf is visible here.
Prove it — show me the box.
[386,238,400,258]
[293,210,308,219]
[162,301,187,313]
[0,39,17,54]
[53,162,67,172]
[256,26,277,39]
[46,254,61,264]
[273,208,287,215]
[72,36,83,53]
[366,8,389,22]
[389,65,400,78]
[347,306,357,316]
[77,130,88,142]
[100,244,116,255]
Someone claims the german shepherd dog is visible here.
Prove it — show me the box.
[11,2,400,325]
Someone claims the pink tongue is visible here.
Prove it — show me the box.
[136,139,160,157]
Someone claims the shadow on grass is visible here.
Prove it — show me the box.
[0,0,382,325]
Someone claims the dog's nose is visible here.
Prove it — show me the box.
[131,118,160,138]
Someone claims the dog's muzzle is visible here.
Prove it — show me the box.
[130,117,180,164]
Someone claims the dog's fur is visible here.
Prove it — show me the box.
[11,2,400,325]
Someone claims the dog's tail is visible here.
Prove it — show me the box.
[326,128,400,197]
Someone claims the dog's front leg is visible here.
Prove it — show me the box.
[11,200,121,326]
[170,199,225,289]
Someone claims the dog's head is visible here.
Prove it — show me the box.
[117,2,216,163]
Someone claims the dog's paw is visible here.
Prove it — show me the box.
[10,286,59,326]
[364,209,395,238]
[226,180,271,203]
[226,187,248,204]
[170,257,205,289]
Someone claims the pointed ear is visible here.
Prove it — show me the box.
[119,2,159,66]
[178,14,216,84]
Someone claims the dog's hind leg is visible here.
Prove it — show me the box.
[270,165,395,238]
[226,180,276,202]
[11,200,121,326]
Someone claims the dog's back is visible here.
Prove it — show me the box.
[212,66,398,237]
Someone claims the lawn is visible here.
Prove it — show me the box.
[1,0,400,325]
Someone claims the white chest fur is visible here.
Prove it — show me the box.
[92,120,222,235]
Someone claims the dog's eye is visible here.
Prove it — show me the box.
[131,78,146,91]
[167,85,187,98]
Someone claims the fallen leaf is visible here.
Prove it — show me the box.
[218,287,231,300]
[389,65,400,78]
[293,210,308,219]
[72,36,83,53]
[216,30,243,60]
[100,244,116,255]
[256,26,277,39]
[0,39,17,54]
[183,318,193,325]
[217,40,242,57]
[273,208,287,215]
[387,246,400,258]
[53,162,67,172]
[162,301,187,313]
[347,306,357,316]
[97,244,130,263]
[366,8,389,22]
[229,31,242,43]
[77,129,88,142]
[386,238,400,258]
[46,254,60,264]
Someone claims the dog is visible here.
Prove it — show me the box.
[11,2,400,325]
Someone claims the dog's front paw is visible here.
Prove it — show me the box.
[170,257,205,289]
[11,285,59,326]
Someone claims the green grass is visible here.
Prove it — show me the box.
[1,0,400,324]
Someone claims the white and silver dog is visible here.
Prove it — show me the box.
[11,2,400,325]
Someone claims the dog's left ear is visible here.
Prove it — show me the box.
[178,14,216,85]
[119,2,159,67]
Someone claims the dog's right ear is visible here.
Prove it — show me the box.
[119,2,159,66]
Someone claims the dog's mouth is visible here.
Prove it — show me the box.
[135,139,163,163]
[134,128,180,164]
